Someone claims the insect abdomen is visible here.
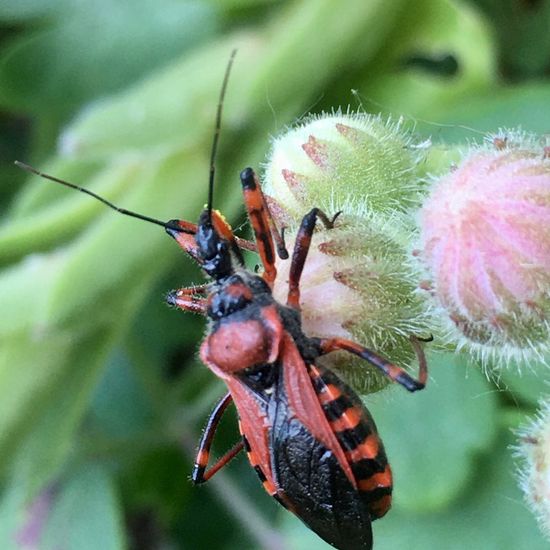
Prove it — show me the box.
[270,409,374,550]
[309,363,393,520]
[263,364,373,550]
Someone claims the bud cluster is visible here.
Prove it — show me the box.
[262,117,549,388]
[263,113,432,392]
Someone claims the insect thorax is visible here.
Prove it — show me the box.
[206,271,272,321]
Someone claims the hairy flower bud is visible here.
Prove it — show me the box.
[419,131,550,365]
[516,399,550,540]
[263,113,431,392]
[264,113,427,223]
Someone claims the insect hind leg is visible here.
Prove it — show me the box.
[192,392,245,484]
[317,336,428,392]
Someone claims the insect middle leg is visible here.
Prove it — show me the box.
[287,208,340,309]
[192,392,245,484]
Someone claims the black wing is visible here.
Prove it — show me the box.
[268,363,374,550]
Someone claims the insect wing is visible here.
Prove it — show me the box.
[224,376,278,495]
[268,335,375,550]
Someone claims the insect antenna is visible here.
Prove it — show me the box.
[14,160,191,234]
[207,49,237,223]
[15,50,238,234]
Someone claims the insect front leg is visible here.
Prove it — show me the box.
[166,284,210,315]
[317,336,428,392]
[165,223,204,264]
[240,168,288,287]
[287,208,340,309]
[192,392,245,484]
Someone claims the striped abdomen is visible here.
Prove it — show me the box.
[308,363,393,519]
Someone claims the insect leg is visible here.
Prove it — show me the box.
[262,194,289,261]
[240,168,288,287]
[287,208,340,309]
[317,337,427,392]
[166,284,210,315]
[409,334,431,385]
[192,392,245,484]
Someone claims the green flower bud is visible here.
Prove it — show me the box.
[263,113,432,393]
[264,113,428,223]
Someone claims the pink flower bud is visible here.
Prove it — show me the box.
[420,136,550,364]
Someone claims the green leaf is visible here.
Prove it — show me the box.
[1,464,125,549]
[89,349,156,439]
[374,431,548,549]
[238,0,410,115]
[54,43,238,159]
[0,0,57,21]
[9,158,101,217]
[120,446,191,526]
[0,473,29,548]
[0,252,62,337]
[41,464,125,550]
[0,323,116,494]
[60,0,410,159]
[0,0,217,116]
[473,0,550,78]
[357,0,496,117]
[1,331,113,488]
[1,158,142,264]
[431,82,550,139]
[367,352,498,511]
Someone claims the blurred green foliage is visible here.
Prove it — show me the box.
[0,0,549,548]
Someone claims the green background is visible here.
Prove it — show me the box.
[1,1,549,548]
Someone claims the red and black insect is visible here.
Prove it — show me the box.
[17,52,428,550]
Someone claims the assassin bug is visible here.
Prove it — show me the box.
[16,50,429,550]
